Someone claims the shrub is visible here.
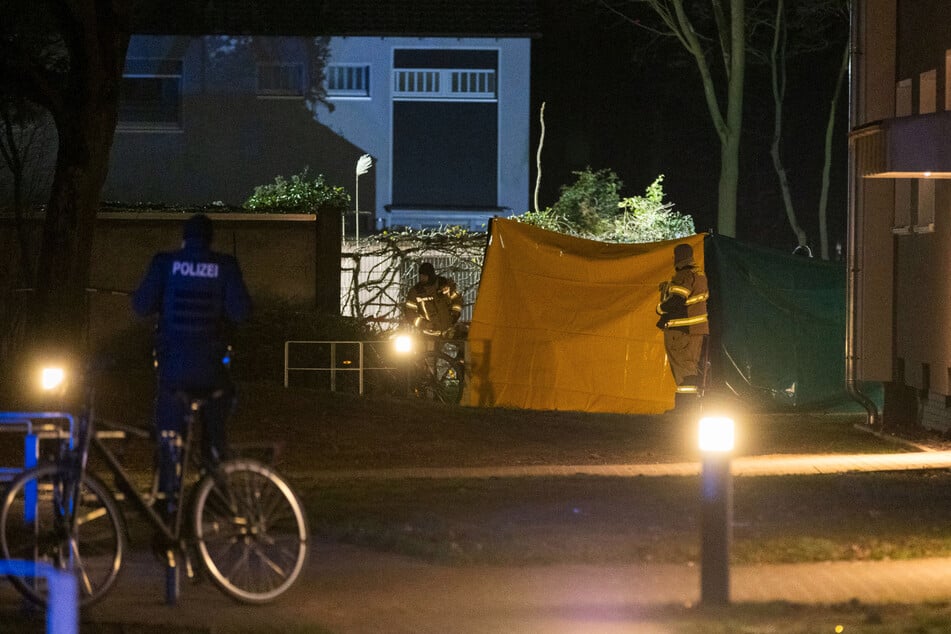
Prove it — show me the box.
[244,167,350,214]
[608,175,695,243]
[513,174,695,244]
[549,167,622,234]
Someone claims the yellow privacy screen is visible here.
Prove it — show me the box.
[464,218,705,414]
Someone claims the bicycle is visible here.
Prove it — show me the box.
[0,359,308,608]
[390,328,466,404]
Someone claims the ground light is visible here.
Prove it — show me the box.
[698,414,734,606]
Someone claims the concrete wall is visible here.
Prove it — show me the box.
[90,212,320,299]
[1,211,340,350]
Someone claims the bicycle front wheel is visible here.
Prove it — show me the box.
[0,464,126,607]
[192,459,308,603]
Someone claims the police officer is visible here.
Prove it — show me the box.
[656,243,709,413]
[404,261,463,338]
[132,214,251,500]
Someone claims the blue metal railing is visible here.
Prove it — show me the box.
[0,412,74,481]
[0,560,77,633]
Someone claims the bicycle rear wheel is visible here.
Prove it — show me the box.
[192,459,307,603]
[0,464,126,607]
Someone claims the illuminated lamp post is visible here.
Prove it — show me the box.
[698,414,734,606]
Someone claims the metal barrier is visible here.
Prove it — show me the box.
[0,560,78,633]
[283,340,398,393]
[0,412,74,482]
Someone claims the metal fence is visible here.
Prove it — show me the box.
[340,246,484,328]
[283,339,404,394]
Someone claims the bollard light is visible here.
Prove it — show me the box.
[698,413,735,607]
[698,416,735,453]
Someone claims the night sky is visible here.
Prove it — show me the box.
[530,2,849,255]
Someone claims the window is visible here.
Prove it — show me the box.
[894,178,936,234]
[896,78,912,117]
[393,68,497,100]
[257,64,304,97]
[119,59,182,129]
[920,69,937,115]
[945,50,951,110]
[916,178,935,231]
[327,64,370,97]
[893,179,912,233]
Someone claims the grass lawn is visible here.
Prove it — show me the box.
[6,371,951,632]
[38,369,940,569]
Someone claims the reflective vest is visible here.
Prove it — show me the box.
[404,276,463,335]
[656,266,709,335]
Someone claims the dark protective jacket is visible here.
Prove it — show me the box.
[404,275,463,336]
[655,265,709,335]
[132,239,252,388]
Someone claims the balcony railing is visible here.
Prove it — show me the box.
[393,68,496,101]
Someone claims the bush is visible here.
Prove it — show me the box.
[608,175,695,243]
[549,167,622,234]
[513,173,695,244]
[244,167,350,214]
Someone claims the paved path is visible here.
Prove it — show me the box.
[63,545,951,633]
[300,449,951,481]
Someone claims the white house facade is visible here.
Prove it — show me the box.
[103,1,538,233]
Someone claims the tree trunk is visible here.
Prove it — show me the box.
[30,1,131,354]
[713,0,745,239]
[818,41,850,260]
[33,106,119,352]
[717,130,741,239]
[768,0,808,250]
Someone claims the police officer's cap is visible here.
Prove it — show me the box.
[183,214,213,244]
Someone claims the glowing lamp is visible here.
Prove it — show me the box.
[394,334,414,354]
[41,367,66,391]
[698,416,735,453]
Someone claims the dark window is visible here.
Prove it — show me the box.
[257,64,304,96]
[119,60,182,127]
[392,101,497,207]
[394,49,497,71]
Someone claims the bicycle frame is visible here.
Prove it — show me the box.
[87,420,195,543]
[64,380,199,545]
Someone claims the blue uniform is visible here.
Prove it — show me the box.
[133,241,251,388]
[132,237,251,484]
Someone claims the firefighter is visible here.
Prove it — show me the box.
[403,261,463,338]
[656,243,709,413]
